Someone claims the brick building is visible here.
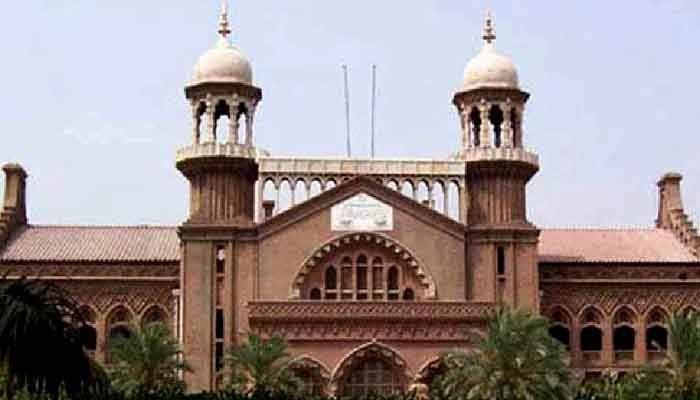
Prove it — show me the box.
[1,5,699,396]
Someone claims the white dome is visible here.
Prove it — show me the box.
[462,43,519,91]
[191,38,253,85]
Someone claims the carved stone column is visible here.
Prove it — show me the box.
[191,105,201,144]
[228,112,239,144]
[502,101,513,148]
[478,100,490,148]
[245,106,255,146]
[204,100,215,143]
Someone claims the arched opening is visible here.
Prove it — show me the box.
[290,358,329,396]
[372,257,384,300]
[325,266,337,300]
[401,181,414,199]
[107,325,132,364]
[262,179,277,217]
[402,288,415,301]
[614,326,636,361]
[549,325,570,350]
[309,288,322,300]
[79,325,97,352]
[387,180,399,191]
[432,180,446,214]
[141,306,168,327]
[356,255,368,300]
[447,181,460,221]
[277,179,293,213]
[613,307,637,362]
[293,179,308,206]
[214,99,231,143]
[339,357,404,397]
[309,179,323,198]
[387,266,399,300]
[646,307,669,361]
[236,103,248,145]
[468,107,481,147]
[488,105,504,148]
[194,102,207,144]
[510,108,520,147]
[416,181,430,207]
[341,256,353,300]
[325,179,337,190]
[580,326,603,353]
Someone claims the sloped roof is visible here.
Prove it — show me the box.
[0,224,697,265]
[0,225,179,263]
[538,228,698,263]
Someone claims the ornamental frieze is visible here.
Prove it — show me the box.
[0,263,179,278]
[540,264,700,281]
[248,301,494,322]
[541,283,700,316]
[251,320,484,342]
[58,281,177,315]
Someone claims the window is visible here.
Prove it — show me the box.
[341,358,403,397]
[309,288,321,300]
[216,245,226,274]
[580,326,602,352]
[79,325,97,352]
[646,326,668,351]
[469,107,481,147]
[549,325,570,350]
[402,288,415,301]
[387,266,399,300]
[496,246,505,276]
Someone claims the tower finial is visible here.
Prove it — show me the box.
[218,0,231,38]
[482,10,496,44]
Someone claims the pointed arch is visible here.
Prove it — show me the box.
[547,305,573,349]
[141,304,169,326]
[291,232,437,300]
[415,356,447,386]
[331,341,411,396]
[290,355,331,396]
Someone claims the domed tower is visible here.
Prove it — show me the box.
[454,13,540,310]
[176,2,261,392]
[177,0,261,225]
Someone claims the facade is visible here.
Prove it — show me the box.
[1,4,700,396]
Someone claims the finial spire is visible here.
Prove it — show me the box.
[218,0,231,38]
[482,10,496,44]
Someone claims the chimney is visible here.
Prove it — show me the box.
[0,163,28,243]
[656,172,683,229]
[262,200,275,220]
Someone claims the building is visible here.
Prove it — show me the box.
[1,3,700,396]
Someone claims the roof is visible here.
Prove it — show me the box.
[538,228,699,263]
[0,225,696,265]
[0,225,179,263]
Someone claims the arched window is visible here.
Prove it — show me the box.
[646,307,669,361]
[402,288,415,301]
[549,325,570,349]
[142,306,167,326]
[325,266,337,299]
[79,325,97,352]
[469,107,481,147]
[548,307,572,350]
[341,256,353,300]
[488,105,504,148]
[309,288,321,300]
[580,326,603,352]
[387,266,399,300]
[107,325,132,364]
[613,308,637,362]
[372,257,384,300]
[341,358,403,397]
[356,255,368,299]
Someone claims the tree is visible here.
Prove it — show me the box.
[435,307,572,400]
[107,321,189,397]
[0,276,107,399]
[666,311,700,396]
[225,334,300,395]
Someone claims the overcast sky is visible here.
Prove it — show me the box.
[0,1,698,228]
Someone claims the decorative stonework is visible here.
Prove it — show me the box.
[290,232,437,299]
[249,301,490,342]
[541,284,700,317]
[61,281,177,316]
[541,264,700,281]
[331,193,393,232]
[0,263,178,278]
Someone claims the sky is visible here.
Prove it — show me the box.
[0,1,698,229]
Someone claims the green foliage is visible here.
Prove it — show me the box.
[434,306,572,400]
[107,322,189,397]
[667,310,700,394]
[225,335,299,396]
[0,276,108,399]
[574,369,670,400]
